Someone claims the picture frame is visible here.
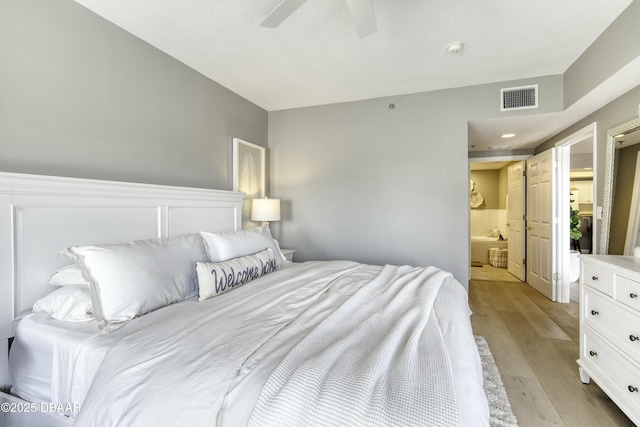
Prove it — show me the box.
[232,138,266,219]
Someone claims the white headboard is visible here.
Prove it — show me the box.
[0,172,244,341]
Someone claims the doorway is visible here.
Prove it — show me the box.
[469,156,529,282]
[555,123,596,303]
[469,124,596,302]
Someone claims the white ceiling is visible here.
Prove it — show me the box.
[73,0,637,150]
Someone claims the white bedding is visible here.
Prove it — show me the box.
[9,300,195,414]
[10,261,488,426]
[8,313,100,404]
[248,265,459,427]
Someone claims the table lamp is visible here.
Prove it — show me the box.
[251,198,281,227]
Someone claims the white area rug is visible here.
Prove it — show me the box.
[475,335,519,427]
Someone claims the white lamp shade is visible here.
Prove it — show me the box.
[251,198,281,222]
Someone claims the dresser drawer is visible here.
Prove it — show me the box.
[582,262,614,296]
[583,288,640,362]
[616,275,640,313]
[582,330,640,414]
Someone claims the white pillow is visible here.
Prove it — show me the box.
[48,265,90,287]
[199,225,287,267]
[62,234,207,332]
[33,286,94,322]
[196,248,277,301]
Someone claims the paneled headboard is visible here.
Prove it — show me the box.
[0,172,244,342]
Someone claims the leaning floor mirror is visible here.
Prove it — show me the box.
[600,105,640,255]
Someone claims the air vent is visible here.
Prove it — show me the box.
[500,84,538,111]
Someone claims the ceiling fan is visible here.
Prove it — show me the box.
[260,0,377,38]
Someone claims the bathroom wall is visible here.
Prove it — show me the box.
[470,167,509,237]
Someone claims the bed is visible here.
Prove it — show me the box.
[0,172,489,426]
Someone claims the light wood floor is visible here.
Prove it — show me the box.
[469,279,636,427]
[471,264,521,282]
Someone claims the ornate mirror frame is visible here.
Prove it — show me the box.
[600,107,640,254]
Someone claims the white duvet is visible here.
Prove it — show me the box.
[72,261,488,427]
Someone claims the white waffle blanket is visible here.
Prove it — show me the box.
[248,264,460,427]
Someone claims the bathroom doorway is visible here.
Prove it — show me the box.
[469,156,529,282]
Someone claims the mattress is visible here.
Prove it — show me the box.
[8,312,101,404]
[11,261,489,426]
[9,299,195,412]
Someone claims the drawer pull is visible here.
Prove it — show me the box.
[592,276,599,281]
[630,335,639,342]
[631,293,638,299]
[591,310,599,316]
[629,385,639,393]
[589,350,597,357]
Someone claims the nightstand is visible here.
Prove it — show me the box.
[281,249,296,262]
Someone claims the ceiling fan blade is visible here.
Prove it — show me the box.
[344,0,377,38]
[260,0,307,28]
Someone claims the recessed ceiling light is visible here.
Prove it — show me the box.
[501,133,515,138]
[447,42,463,54]
[488,146,512,150]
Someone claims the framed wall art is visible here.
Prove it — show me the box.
[232,138,265,219]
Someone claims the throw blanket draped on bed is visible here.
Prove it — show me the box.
[248,265,460,427]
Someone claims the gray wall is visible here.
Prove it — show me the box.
[564,1,640,108]
[470,170,501,210]
[570,153,594,170]
[0,0,267,189]
[536,0,640,255]
[269,76,563,287]
[536,85,640,252]
[498,165,509,210]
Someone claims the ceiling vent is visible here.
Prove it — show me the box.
[500,84,538,111]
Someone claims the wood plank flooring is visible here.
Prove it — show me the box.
[469,279,636,427]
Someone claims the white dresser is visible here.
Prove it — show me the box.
[578,255,640,425]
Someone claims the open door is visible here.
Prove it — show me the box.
[527,149,556,300]
[507,161,526,281]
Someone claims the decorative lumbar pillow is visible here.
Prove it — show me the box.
[33,286,94,322]
[196,248,277,301]
[62,234,207,332]
[199,225,287,267]
[48,265,90,287]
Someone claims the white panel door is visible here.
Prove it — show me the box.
[527,149,556,300]
[507,161,526,281]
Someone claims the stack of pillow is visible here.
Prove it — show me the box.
[34,226,287,331]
